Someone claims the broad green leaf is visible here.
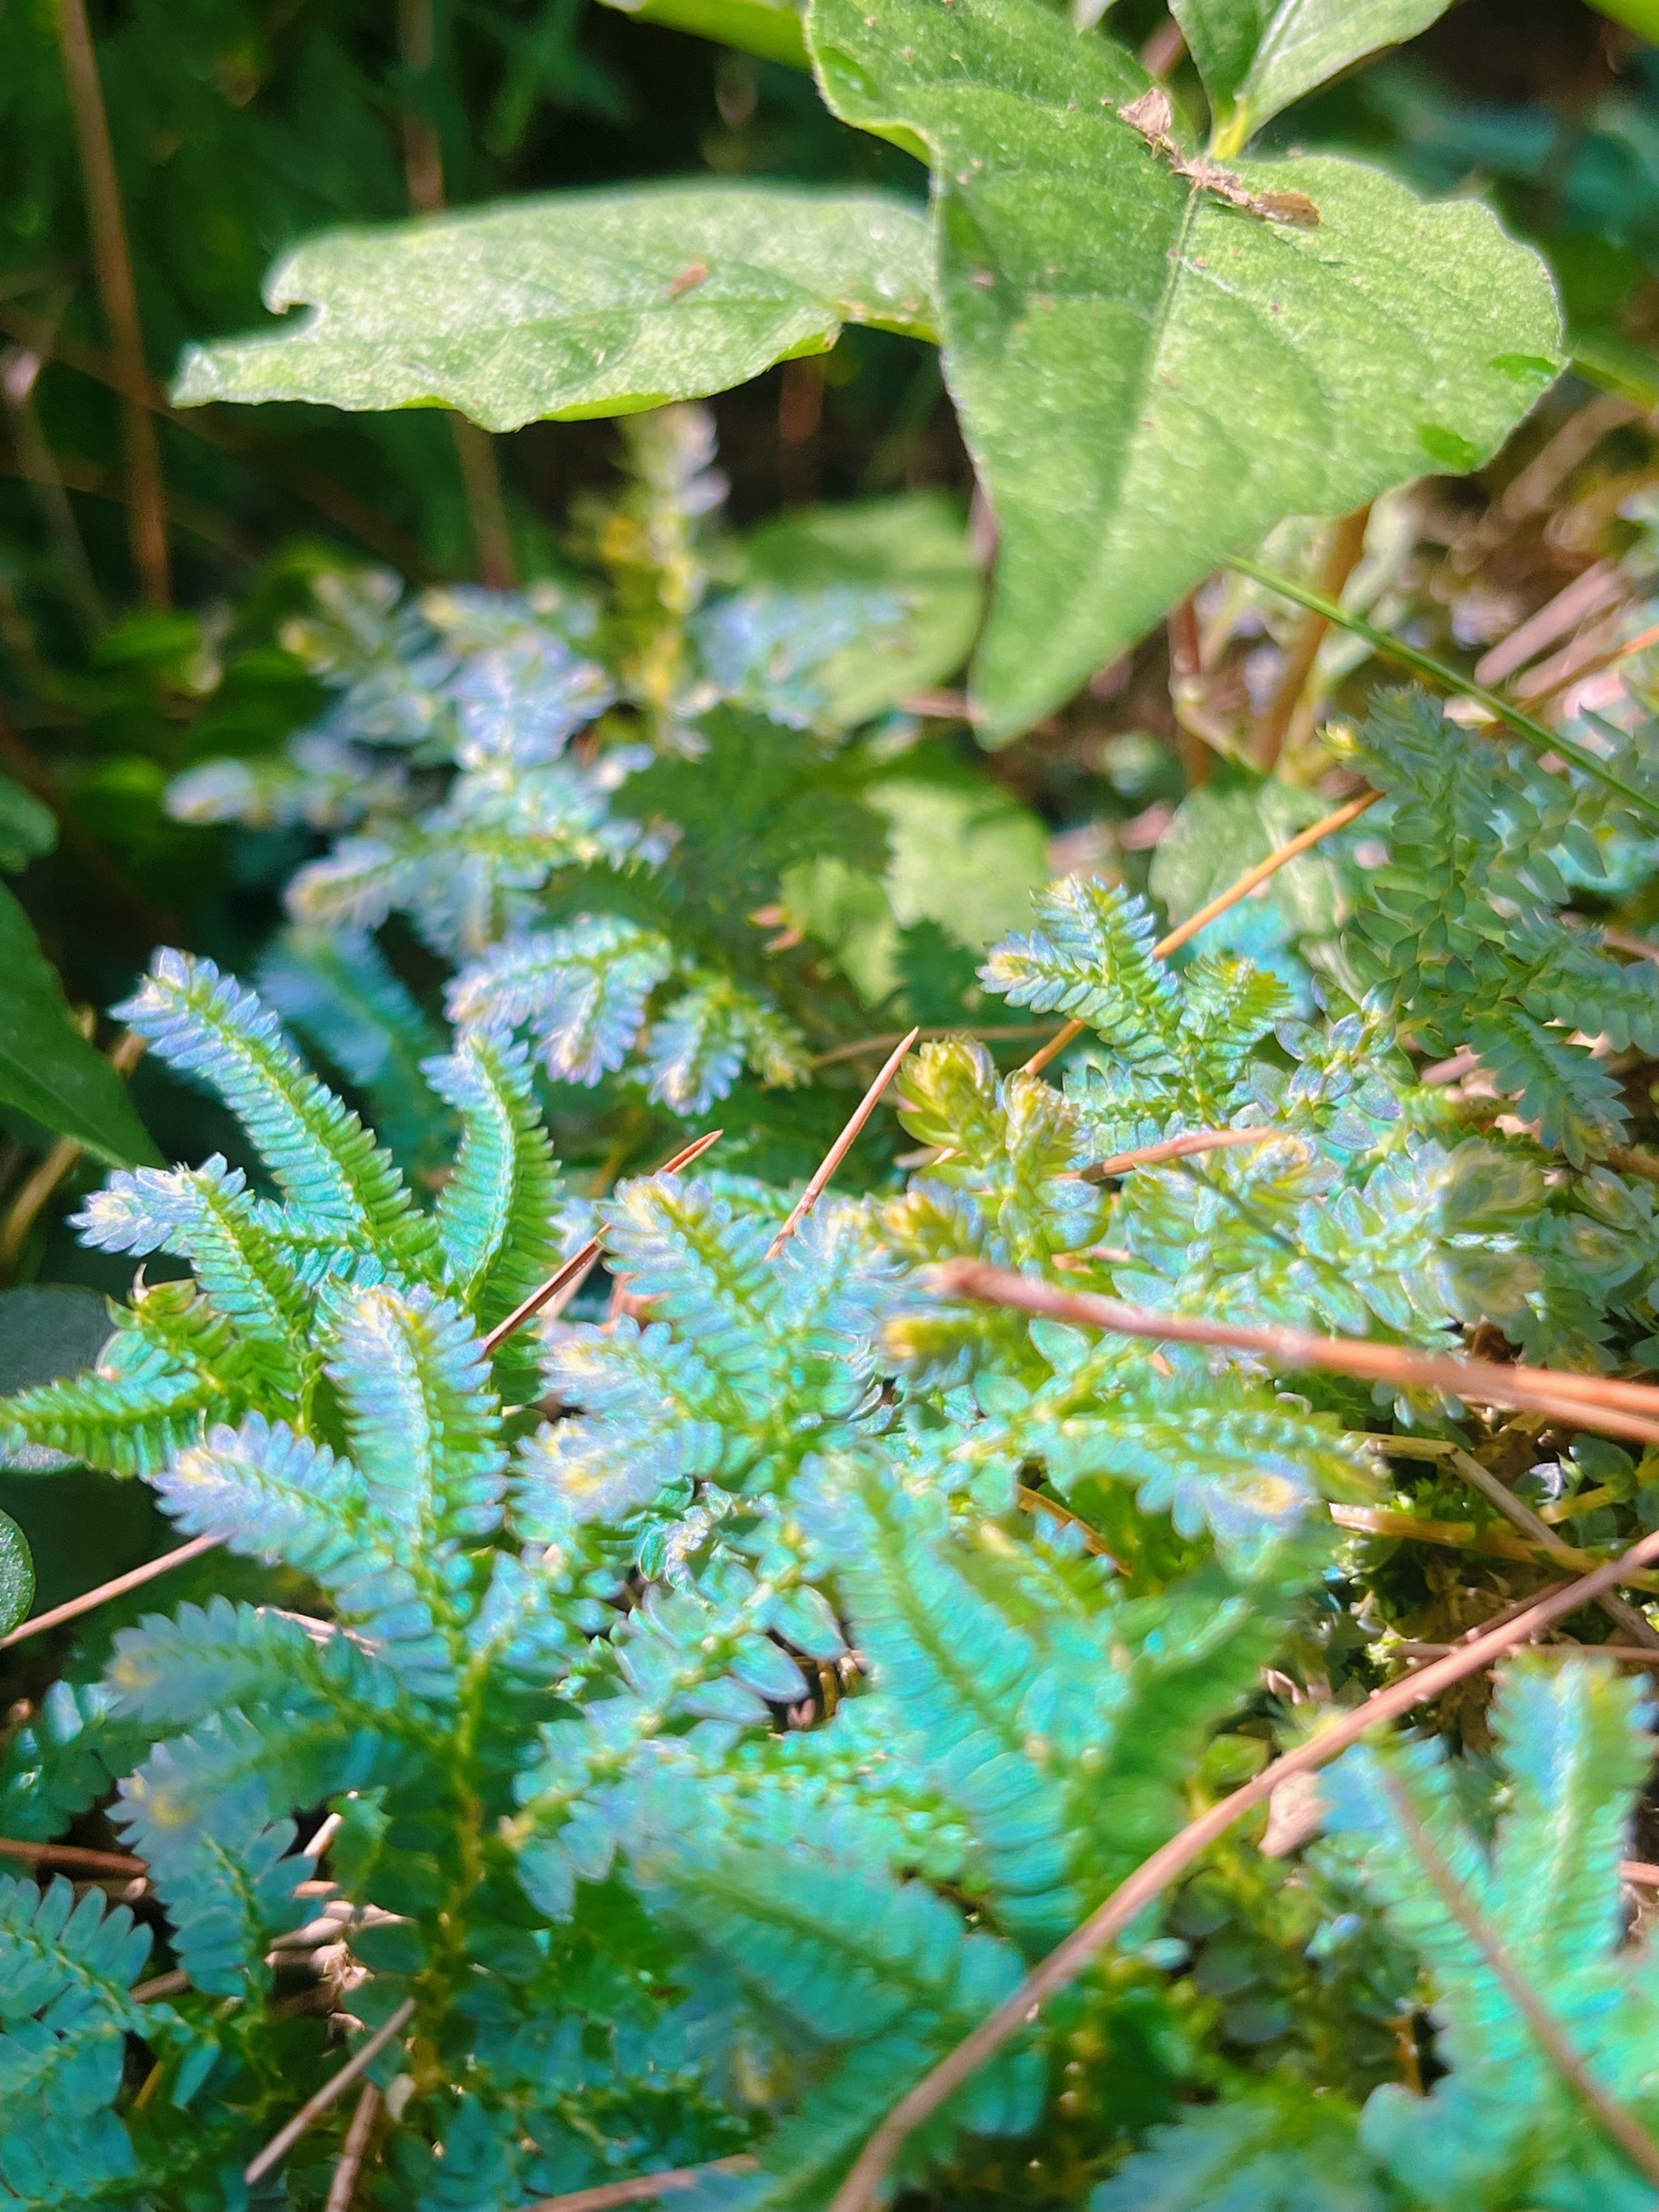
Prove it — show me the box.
[1171,0,1454,155]
[598,0,809,69]
[785,767,1047,1001]
[0,886,160,1168]
[0,772,55,874]
[0,1508,32,1636]
[172,184,936,432]
[808,0,1562,741]
[1151,780,1346,941]
[1586,0,1659,37]
[726,491,983,728]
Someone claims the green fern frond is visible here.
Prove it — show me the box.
[425,1026,573,1330]
[115,949,441,1277]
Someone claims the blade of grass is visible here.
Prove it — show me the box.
[1229,555,1659,826]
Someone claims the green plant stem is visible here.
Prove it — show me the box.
[1229,556,1659,826]
[53,0,170,606]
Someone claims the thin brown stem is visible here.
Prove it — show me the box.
[1397,1642,1659,1667]
[1167,593,1213,787]
[1077,1126,1282,1183]
[934,1262,1659,1447]
[324,2082,382,2212]
[1380,1771,1659,2189]
[2,344,104,635]
[53,0,168,604]
[395,0,515,589]
[1327,1503,1659,1590]
[825,1524,1659,2212]
[245,1999,416,2185]
[1021,790,1380,1078]
[450,417,516,591]
[479,1129,722,1356]
[132,1968,190,2002]
[0,1532,220,1654]
[525,2159,760,2212]
[1252,504,1371,767]
[0,1835,146,1878]
[767,1028,918,1259]
[1444,1443,1659,1647]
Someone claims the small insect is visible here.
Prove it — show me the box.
[667,260,710,299]
[1118,88,1320,228]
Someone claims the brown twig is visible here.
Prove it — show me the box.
[324,2082,382,2212]
[1380,1770,1659,2189]
[1473,561,1626,690]
[1166,591,1214,787]
[2,343,103,634]
[1397,1642,1659,1667]
[479,1129,723,1356]
[1440,1442,1659,1647]
[1077,1126,1283,1183]
[132,1968,190,2002]
[1252,504,1371,768]
[1327,1504,1659,1591]
[1021,790,1381,1077]
[245,1997,416,2186]
[0,1532,219,1654]
[1622,1861,1659,1885]
[936,1262,1659,1445]
[53,0,168,604]
[767,1029,918,1259]
[524,2159,760,2212]
[397,0,515,588]
[0,1835,147,1877]
[825,1523,1659,2212]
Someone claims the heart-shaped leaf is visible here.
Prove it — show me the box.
[808,0,1562,741]
[0,886,159,1168]
[173,183,936,432]
[1171,0,1455,153]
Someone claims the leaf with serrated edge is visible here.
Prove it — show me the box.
[1172,0,1454,153]
[808,0,1561,741]
[173,184,936,431]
